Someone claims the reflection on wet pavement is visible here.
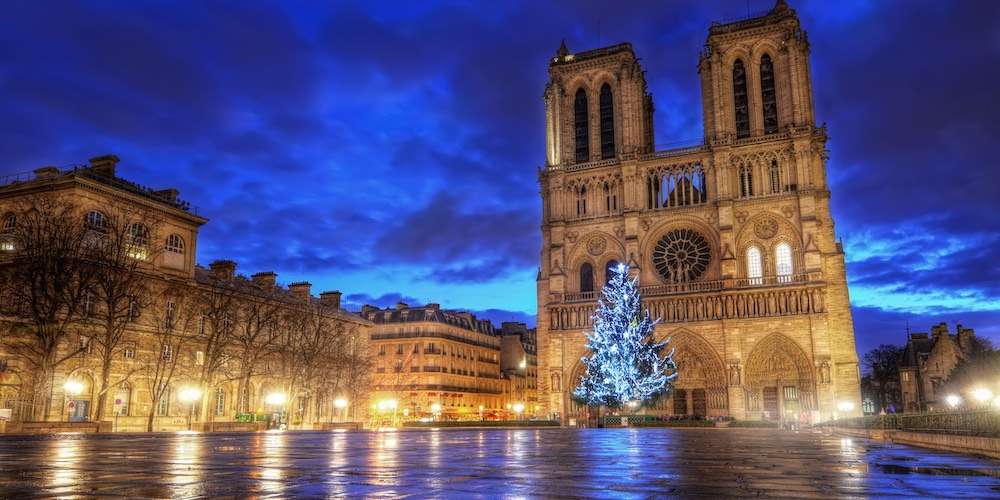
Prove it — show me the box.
[0,428,999,498]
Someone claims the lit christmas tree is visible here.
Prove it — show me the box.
[573,263,677,410]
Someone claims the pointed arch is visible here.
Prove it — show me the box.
[760,54,778,134]
[746,246,763,284]
[744,333,817,415]
[599,83,615,159]
[732,59,750,138]
[574,88,589,163]
[579,262,594,293]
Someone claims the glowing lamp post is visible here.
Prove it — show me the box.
[513,403,525,420]
[946,394,961,408]
[972,388,993,407]
[266,393,287,430]
[179,388,202,431]
[334,398,348,422]
[431,403,441,421]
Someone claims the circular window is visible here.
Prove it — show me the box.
[652,228,711,283]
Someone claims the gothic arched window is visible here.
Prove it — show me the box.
[775,243,793,282]
[574,88,589,164]
[580,262,594,293]
[746,247,763,285]
[739,164,754,198]
[733,59,750,138]
[769,159,781,194]
[599,84,615,159]
[760,54,778,134]
[2,214,15,233]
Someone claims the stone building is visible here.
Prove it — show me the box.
[499,321,539,416]
[899,323,976,412]
[0,155,371,431]
[364,302,536,420]
[536,1,861,424]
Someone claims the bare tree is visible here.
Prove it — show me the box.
[862,344,904,413]
[230,278,284,414]
[140,285,196,432]
[84,203,163,421]
[193,275,240,421]
[0,195,96,420]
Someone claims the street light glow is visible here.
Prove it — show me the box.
[334,398,347,409]
[946,394,961,408]
[972,388,992,403]
[63,380,83,395]
[265,393,286,406]
[179,388,201,402]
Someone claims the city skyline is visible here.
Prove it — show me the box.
[1,0,997,355]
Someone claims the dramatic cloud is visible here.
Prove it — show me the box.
[1,0,997,348]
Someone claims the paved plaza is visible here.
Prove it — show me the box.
[1,427,999,498]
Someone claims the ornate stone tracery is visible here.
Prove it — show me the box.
[652,228,711,283]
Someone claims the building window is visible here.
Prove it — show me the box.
[574,88,589,163]
[157,389,170,416]
[580,263,594,293]
[760,54,778,134]
[902,372,909,382]
[84,210,106,231]
[746,247,763,285]
[775,243,793,282]
[161,344,173,363]
[733,59,749,138]
[128,299,140,323]
[79,335,92,355]
[196,351,205,366]
[81,290,93,319]
[166,234,184,254]
[739,164,754,197]
[215,387,226,416]
[599,83,615,159]
[115,385,130,415]
[783,386,798,401]
[378,345,386,356]
[123,342,135,360]
[769,160,781,195]
[1,214,14,251]
[165,301,175,329]
[576,185,587,216]
[2,214,14,233]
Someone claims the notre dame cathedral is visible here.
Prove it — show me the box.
[536,1,862,424]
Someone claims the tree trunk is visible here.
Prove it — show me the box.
[146,403,157,432]
[94,359,113,421]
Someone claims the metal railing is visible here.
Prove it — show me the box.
[823,410,1000,438]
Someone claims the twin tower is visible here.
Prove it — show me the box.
[536,1,862,423]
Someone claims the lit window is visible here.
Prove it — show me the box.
[783,386,798,401]
[157,389,170,416]
[196,351,205,366]
[776,243,793,282]
[746,247,763,285]
[116,385,130,415]
[123,342,135,360]
[215,387,226,416]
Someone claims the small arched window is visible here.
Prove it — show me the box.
[599,84,615,159]
[746,247,763,285]
[733,59,750,138]
[85,210,106,230]
[129,223,148,246]
[574,88,590,164]
[776,243,793,282]
[739,164,754,198]
[580,262,594,293]
[760,54,778,134]
[2,214,15,233]
[166,234,184,254]
[576,185,587,216]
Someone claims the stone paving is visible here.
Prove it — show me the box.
[1,427,999,498]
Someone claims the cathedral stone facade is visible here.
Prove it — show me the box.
[536,1,862,424]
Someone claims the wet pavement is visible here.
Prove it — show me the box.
[1,428,999,498]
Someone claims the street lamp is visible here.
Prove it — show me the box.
[513,403,524,420]
[334,398,348,422]
[179,388,201,431]
[431,403,441,421]
[266,393,287,430]
[946,394,961,408]
[972,388,992,407]
[64,380,83,421]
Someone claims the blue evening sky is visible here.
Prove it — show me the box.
[1,0,998,356]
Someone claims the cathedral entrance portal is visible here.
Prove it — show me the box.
[745,334,816,423]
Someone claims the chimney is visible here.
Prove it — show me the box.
[320,291,342,309]
[251,271,277,288]
[361,304,378,316]
[426,303,440,310]
[396,301,408,311]
[33,166,60,179]
[288,282,312,301]
[931,322,948,338]
[89,154,120,177]
[155,188,180,202]
[209,259,237,281]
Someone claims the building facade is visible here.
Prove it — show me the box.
[899,323,976,412]
[0,155,371,431]
[364,303,538,421]
[536,1,861,424]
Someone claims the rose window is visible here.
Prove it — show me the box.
[653,228,711,283]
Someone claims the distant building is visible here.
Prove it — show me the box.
[899,323,976,412]
[363,303,537,420]
[0,155,371,430]
[499,322,539,416]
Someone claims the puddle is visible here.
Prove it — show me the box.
[875,464,1000,477]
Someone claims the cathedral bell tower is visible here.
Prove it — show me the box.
[537,1,861,425]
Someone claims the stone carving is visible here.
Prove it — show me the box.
[754,217,778,239]
[706,211,718,224]
[566,231,578,243]
[729,365,741,386]
[735,210,748,224]
[641,218,652,231]
[819,361,831,384]
[781,205,795,219]
[586,235,607,256]
[614,225,625,238]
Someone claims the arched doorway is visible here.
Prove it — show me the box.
[744,334,816,423]
[64,372,95,422]
[657,329,728,417]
